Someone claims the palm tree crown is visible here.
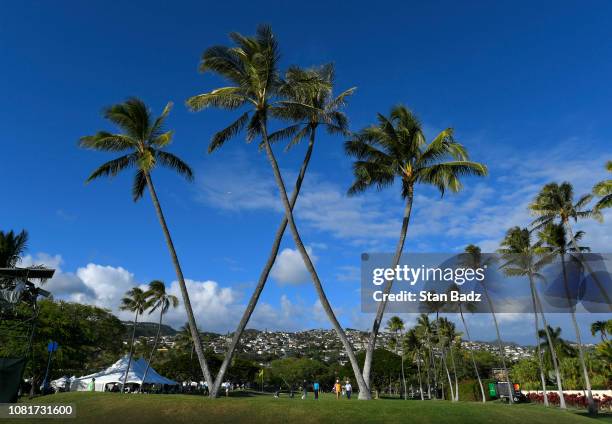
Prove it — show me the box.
[0,230,28,267]
[146,280,179,315]
[529,182,600,228]
[593,160,612,212]
[345,105,487,198]
[119,287,152,315]
[79,97,193,200]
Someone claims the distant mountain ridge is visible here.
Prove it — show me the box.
[122,321,178,338]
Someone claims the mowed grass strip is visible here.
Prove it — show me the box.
[7,392,612,424]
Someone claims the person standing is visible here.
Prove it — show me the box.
[301,380,308,399]
[345,380,352,400]
[334,379,341,400]
[314,381,320,400]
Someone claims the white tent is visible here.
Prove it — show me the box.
[70,355,177,392]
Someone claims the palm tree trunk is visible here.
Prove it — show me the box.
[416,351,424,400]
[481,284,514,404]
[362,194,413,390]
[401,352,406,400]
[144,172,214,389]
[459,306,485,403]
[441,350,454,401]
[449,343,459,401]
[528,283,549,407]
[142,309,163,389]
[260,129,371,399]
[560,253,596,415]
[531,278,566,409]
[122,311,138,392]
[210,132,316,397]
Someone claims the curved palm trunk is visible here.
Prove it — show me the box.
[122,311,139,392]
[142,309,163,389]
[441,349,454,401]
[362,194,413,391]
[261,129,370,399]
[531,278,566,409]
[210,132,316,397]
[449,343,459,401]
[481,284,514,404]
[560,253,596,415]
[144,173,214,390]
[459,306,485,403]
[528,283,549,406]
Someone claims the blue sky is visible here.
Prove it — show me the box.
[1,0,611,344]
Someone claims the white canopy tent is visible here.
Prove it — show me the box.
[70,355,177,392]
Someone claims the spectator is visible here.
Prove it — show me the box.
[345,380,352,400]
[314,381,320,400]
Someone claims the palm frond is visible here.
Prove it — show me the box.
[156,151,194,181]
[209,112,250,153]
[85,154,137,182]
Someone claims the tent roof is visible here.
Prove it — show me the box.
[74,355,177,385]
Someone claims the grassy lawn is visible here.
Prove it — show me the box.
[6,391,612,424]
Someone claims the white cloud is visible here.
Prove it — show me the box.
[270,246,317,286]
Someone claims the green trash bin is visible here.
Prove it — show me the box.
[488,382,497,398]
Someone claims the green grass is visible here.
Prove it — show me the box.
[6,391,612,424]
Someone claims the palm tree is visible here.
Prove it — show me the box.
[529,182,611,311]
[498,227,566,409]
[538,325,576,366]
[200,64,354,396]
[0,230,28,267]
[345,105,487,391]
[416,314,436,399]
[404,328,425,400]
[460,244,516,404]
[538,223,596,414]
[591,320,609,342]
[142,280,178,387]
[186,25,370,398]
[386,316,406,398]
[592,161,611,212]
[79,98,214,390]
[175,322,196,359]
[119,287,151,391]
[438,317,459,401]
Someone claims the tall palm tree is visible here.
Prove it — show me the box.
[79,98,214,389]
[416,314,436,399]
[386,316,406,398]
[345,105,487,391]
[0,230,28,267]
[592,161,611,212]
[438,317,459,401]
[119,287,151,391]
[498,227,566,409]
[185,25,370,398]
[591,320,609,342]
[460,245,515,404]
[142,280,179,387]
[529,182,610,312]
[538,223,596,414]
[404,328,425,400]
[538,325,576,367]
[200,64,354,396]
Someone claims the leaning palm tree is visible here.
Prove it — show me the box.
[345,105,487,391]
[529,182,610,311]
[200,64,354,396]
[142,280,179,387]
[591,320,609,342]
[538,223,596,414]
[593,161,612,212]
[79,98,214,390]
[386,316,406,398]
[498,227,566,409]
[459,244,515,404]
[185,25,370,398]
[0,230,28,267]
[119,287,151,391]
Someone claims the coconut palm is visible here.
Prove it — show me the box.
[205,64,354,396]
[142,280,179,387]
[591,320,609,342]
[498,227,566,409]
[529,182,610,311]
[593,161,612,212]
[538,325,576,366]
[119,287,152,391]
[437,317,459,401]
[185,25,369,398]
[459,244,516,404]
[538,223,596,414]
[79,98,214,390]
[0,230,28,267]
[386,316,406,398]
[403,328,425,400]
[415,314,437,399]
[345,105,487,391]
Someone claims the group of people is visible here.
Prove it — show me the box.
[274,379,353,400]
